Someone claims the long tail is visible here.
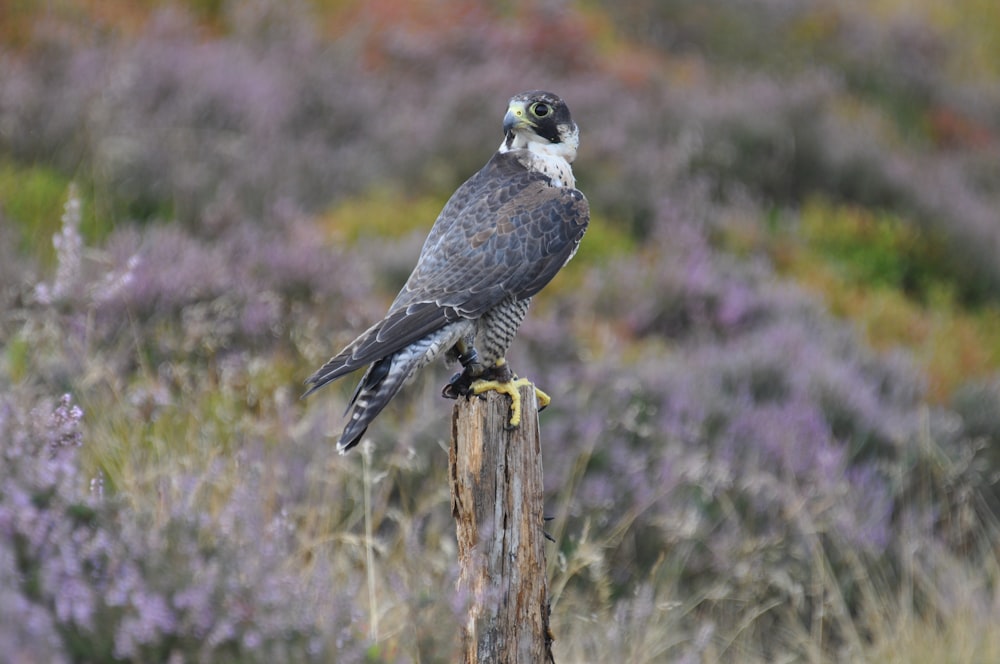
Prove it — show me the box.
[336,353,408,452]
[316,320,475,454]
[335,322,472,452]
[302,321,383,399]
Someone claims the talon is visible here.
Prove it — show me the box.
[470,376,547,427]
[535,387,551,411]
[442,371,472,399]
[443,345,488,400]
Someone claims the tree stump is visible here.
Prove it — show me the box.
[449,384,554,664]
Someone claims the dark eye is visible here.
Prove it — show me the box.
[531,102,550,118]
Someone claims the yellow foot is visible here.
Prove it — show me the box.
[471,377,551,427]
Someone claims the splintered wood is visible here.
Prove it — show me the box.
[449,385,554,664]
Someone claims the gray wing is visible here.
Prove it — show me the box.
[304,152,589,394]
[396,155,589,316]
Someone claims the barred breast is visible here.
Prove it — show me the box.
[476,296,532,367]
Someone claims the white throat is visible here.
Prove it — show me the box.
[498,130,578,188]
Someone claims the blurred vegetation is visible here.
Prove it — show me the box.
[720,197,1000,401]
[319,190,448,243]
[1,0,999,662]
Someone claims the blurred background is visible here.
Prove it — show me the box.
[2,0,999,661]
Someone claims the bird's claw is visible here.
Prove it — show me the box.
[543,515,556,542]
[441,371,473,399]
[441,360,512,400]
[443,359,551,426]
[535,386,551,412]
[469,376,550,428]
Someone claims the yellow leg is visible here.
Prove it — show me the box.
[471,377,551,427]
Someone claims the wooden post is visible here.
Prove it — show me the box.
[449,384,554,663]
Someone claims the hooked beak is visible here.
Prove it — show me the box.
[503,100,533,134]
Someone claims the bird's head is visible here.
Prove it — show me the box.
[501,91,579,162]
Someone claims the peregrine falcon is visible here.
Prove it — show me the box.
[304,91,589,453]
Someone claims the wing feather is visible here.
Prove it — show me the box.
[393,151,589,317]
[305,150,589,395]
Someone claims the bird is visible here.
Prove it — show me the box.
[304,90,589,453]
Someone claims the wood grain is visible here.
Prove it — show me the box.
[449,385,554,663]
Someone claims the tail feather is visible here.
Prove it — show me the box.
[303,301,461,399]
[337,354,408,452]
[302,322,383,399]
[343,354,392,417]
[302,356,362,400]
[311,320,474,453]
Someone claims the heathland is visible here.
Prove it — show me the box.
[2,1,999,661]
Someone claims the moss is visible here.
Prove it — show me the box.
[798,198,954,300]
[0,161,113,266]
[319,189,449,243]
[4,335,31,384]
[0,161,73,265]
[572,209,635,267]
[761,198,1000,401]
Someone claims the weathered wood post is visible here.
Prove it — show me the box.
[449,384,554,663]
